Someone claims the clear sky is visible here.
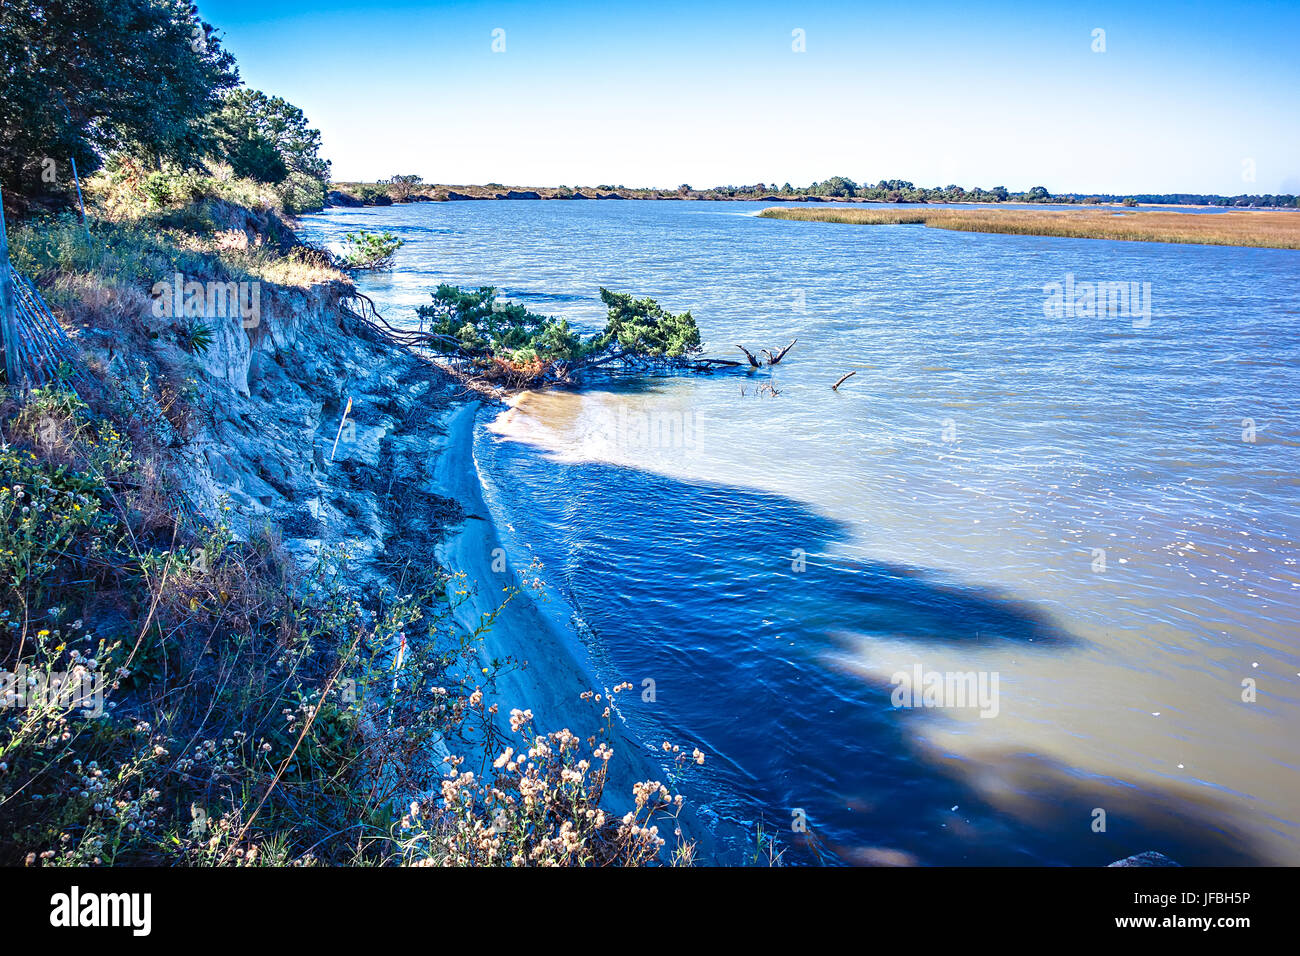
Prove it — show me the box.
[198,0,1300,195]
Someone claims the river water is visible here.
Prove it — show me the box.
[299,200,1300,865]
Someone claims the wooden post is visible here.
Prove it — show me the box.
[70,157,92,248]
[0,185,21,392]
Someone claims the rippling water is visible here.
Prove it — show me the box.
[300,201,1300,865]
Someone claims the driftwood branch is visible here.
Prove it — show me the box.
[742,338,797,368]
[768,338,797,365]
[831,370,857,391]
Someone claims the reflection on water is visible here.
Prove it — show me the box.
[301,201,1300,865]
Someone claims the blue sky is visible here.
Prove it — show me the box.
[199,0,1300,194]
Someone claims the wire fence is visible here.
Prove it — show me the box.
[5,267,94,397]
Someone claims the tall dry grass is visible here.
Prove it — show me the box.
[758,206,1300,249]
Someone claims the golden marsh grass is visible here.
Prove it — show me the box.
[758,206,1300,250]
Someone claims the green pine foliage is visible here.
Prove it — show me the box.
[415,285,701,382]
[339,231,404,270]
[592,288,701,358]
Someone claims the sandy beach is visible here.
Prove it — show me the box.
[431,399,680,831]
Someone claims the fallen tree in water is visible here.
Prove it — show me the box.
[385,285,741,388]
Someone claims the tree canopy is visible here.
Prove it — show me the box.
[206,88,330,211]
[387,175,424,200]
[210,89,330,183]
[0,0,237,204]
[1,3,330,214]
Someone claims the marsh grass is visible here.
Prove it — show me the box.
[758,206,1300,249]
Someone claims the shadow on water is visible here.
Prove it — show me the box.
[486,444,1270,866]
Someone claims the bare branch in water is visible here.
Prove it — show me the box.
[769,338,797,365]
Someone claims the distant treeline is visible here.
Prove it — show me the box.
[331,175,1299,208]
[730,179,1297,207]
[1074,192,1298,208]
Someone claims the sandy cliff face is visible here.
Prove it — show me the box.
[80,266,463,605]
[218,293,460,601]
[52,254,475,813]
[169,277,467,803]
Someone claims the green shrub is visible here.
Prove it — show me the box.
[355,184,393,205]
[276,169,327,214]
[339,231,404,270]
[142,167,208,209]
[0,444,110,603]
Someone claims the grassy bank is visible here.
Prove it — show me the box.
[757,206,1300,249]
